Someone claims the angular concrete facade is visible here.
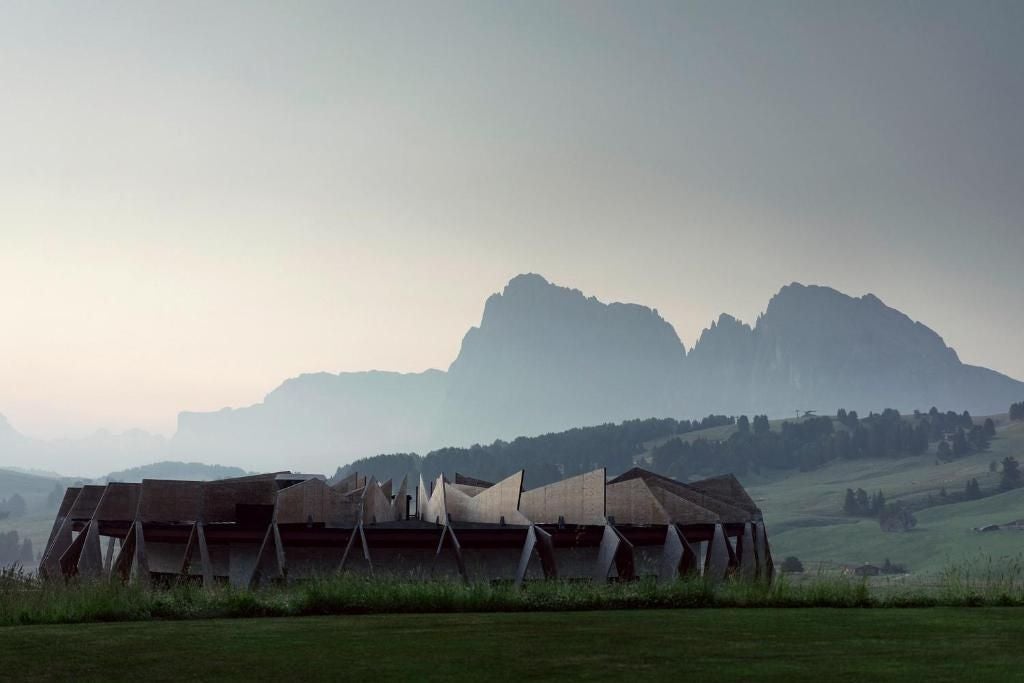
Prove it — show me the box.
[40,467,772,586]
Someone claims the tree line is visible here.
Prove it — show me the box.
[1011,401,1024,422]
[335,415,735,488]
[842,487,916,532]
[650,407,993,482]
[338,405,996,488]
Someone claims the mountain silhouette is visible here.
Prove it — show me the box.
[166,275,1024,471]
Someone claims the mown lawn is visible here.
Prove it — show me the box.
[2,608,1021,681]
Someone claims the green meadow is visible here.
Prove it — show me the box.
[2,608,1021,681]
[752,421,1024,573]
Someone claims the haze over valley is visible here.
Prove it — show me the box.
[2,274,1021,476]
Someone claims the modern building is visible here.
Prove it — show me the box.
[39,466,772,586]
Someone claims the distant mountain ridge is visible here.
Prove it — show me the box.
[0,413,167,477]
[3,274,1022,473]
[685,283,1021,417]
[100,460,251,483]
[166,274,1024,472]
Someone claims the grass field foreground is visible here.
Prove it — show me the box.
[2,608,1021,681]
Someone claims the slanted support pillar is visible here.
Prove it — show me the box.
[534,525,557,579]
[594,523,635,583]
[76,520,104,580]
[737,522,757,580]
[705,523,732,583]
[433,524,468,582]
[178,521,214,587]
[248,522,286,588]
[514,525,559,586]
[338,522,373,575]
[112,522,137,583]
[514,525,538,587]
[179,522,199,581]
[39,515,74,580]
[196,523,214,588]
[103,536,117,577]
[754,521,774,581]
[131,521,151,587]
[659,524,700,584]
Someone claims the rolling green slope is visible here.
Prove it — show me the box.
[0,468,68,499]
[752,421,1024,573]
[0,469,76,565]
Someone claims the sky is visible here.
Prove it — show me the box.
[1,1,1022,440]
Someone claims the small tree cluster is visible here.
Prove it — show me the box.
[881,558,907,574]
[936,424,991,462]
[46,483,64,510]
[0,494,27,519]
[843,488,885,517]
[879,503,917,532]
[1001,456,1022,491]
[780,556,804,573]
[1010,402,1024,422]
[964,478,982,500]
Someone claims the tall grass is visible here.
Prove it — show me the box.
[2,560,1024,628]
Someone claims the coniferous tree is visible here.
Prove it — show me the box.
[952,429,969,458]
[47,483,64,510]
[736,415,750,435]
[1001,457,1022,491]
[855,488,870,514]
[969,425,990,451]
[937,440,952,461]
[752,415,770,435]
[843,489,858,516]
[781,556,804,573]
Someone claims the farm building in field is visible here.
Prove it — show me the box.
[38,466,772,586]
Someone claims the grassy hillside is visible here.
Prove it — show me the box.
[2,609,1021,681]
[0,468,68,499]
[0,468,78,565]
[752,420,1024,573]
[101,460,250,483]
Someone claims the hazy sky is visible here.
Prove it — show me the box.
[2,1,1022,439]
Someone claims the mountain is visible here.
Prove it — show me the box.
[437,273,686,445]
[0,413,167,477]
[6,275,1022,474]
[168,275,1024,473]
[686,283,1024,417]
[167,274,690,470]
[171,370,446,466]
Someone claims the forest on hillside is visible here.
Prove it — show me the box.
[336,405,1010,488]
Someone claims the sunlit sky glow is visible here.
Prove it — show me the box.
[2,1,1022,439]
